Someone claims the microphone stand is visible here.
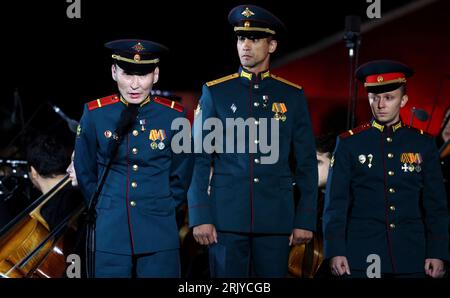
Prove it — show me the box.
[344,16,362,130]
[85,134,122,278]
[83,104,138,278]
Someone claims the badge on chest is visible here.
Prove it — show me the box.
[149,129,167,150]
[400,152,422,173]
[358,154,374,168]
[272,102,287,121]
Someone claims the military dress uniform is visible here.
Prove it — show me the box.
[188,66,318,277]
[188,5,318,277]
[74,40,193,277]
[323,60,449,277]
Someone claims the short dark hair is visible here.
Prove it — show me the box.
[315,133,337,157]
[399,84,407,96]
[26,135,69,178]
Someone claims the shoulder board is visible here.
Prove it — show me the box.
[339,123,371,139]
[270,74,302,90]
[87,94,120,111]
[153,96,184,113]
[405,125,432,137]
[206,73,239,87]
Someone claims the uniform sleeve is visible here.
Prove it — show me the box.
[323,137,352,258]
[170,110,194,208]
[187,85,216,228]
[74,104,98,204]
[292,90,318,232]
[422,137,450,261]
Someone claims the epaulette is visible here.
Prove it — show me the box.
[87,94,120,111]
[405,125,432,137]
[206,73,239,87]
[153,96,184,113]
[270,74,302,90]
[339,123,371,139]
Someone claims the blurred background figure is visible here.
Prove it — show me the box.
[436,106,450,194]
[288,133,336,278]
[26,134,84,231]
[66,151,78,187]
[316,134,337,190]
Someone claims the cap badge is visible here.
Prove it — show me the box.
[377,75,384,82]
[133,54,141,62]
[241,7,255,18]
[244,21,251,27]
[132,42,145,52]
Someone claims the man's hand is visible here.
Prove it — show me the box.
[289,228,313,246]
[425,258,446,278]
[193,224,217,245]
[330,256,351,276]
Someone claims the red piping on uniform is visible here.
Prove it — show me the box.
[381,129,397,273]
[125,135,136,254]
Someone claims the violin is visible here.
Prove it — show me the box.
[288,233,324,278]
[0,175,84,278]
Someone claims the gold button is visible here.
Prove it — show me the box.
[253,178,259,183]
[132,130,138,136]
[132,148,138,155]
[253,102,260,107]
[254,158,260,164]
[389,205,396,211]
[389,223,396,229]
[132,164,138,171]
[386,137,392,142]
[131,182,138,188]
[389,188,395,194]
[130,201,136,207]
[387,153,394,159]
[388,171,394,176]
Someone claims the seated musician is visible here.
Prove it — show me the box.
[436,106,450,270]
[26,134,84,231]
[66,151,78,187]
[436,106,450,198]
[288,133,336,277]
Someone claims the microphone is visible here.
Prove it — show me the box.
[107,104,139,157]
[343,15,361,56]
[114,104,139,141]
[410,107,429,126]
[414,109,429,122]
[50,103,79,133]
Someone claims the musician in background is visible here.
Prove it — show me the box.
[436,106,450,200]
[289,133,336,278]
[436,106,450,270]
[26,134,84,231]
[67,151,78,187]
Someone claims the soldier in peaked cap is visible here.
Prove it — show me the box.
[188,5,318,277]
[74,39,193,277]
[323,60,449,278]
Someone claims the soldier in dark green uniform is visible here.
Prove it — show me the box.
[188,5,317,277]
[323,60,449,278]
